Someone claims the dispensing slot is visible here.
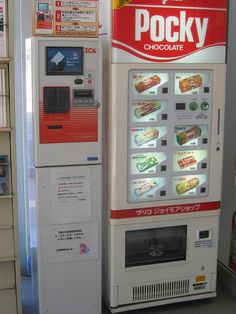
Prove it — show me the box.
[44,87,70,113]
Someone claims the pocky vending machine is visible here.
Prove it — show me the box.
[103,1,228,312]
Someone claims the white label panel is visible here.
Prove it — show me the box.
[50,167,92,224]
[42,222,98,264]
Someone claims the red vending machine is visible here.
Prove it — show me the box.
[103,1,228,312]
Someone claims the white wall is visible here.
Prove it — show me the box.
[14,0,33,274]
[219,0,236,265]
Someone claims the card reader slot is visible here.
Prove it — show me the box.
[73,89,94,99]
[73,89,95,107]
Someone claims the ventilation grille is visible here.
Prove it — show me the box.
[133,279,190,302]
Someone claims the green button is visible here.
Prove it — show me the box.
[201,101,209,111]
[189,102,198,111]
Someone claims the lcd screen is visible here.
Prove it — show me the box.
[176,103,186,110]
[38,3,49,11]
[46,47,83,75]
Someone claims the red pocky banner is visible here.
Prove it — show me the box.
[110,201,220,219]
[112,0,227,63]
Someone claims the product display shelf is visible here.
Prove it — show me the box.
[0,194,13,198]
[0,1,22,314]
[0,256,15,263]
[0,58,10,63]
[0,257,15,262]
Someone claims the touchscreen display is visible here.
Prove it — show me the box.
[46,47,83,75]
[38,3,49,11]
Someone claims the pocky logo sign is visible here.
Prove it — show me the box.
[135,10,208,49]
[112,0,227,63]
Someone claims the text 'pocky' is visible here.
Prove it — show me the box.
[135,10,208,48]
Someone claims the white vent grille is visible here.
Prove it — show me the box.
[133,279,190,302]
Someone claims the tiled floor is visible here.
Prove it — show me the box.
[21,277,34,314]
[22,276,236,314]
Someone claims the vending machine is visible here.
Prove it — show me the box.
[103,1,228,312]
[29,37,102,314]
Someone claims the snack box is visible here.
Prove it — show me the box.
[176,127,202,145]
[179,75,202,93]
[178,155,197,169]
[136,156,159,172]
[134,180,158,197]
[135,127,159,146]
[135,75,161,93]
[134,101,161,119]
[176,177,200,195]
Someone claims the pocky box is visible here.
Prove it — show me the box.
[135,75,161,93]
[136,156,159,172]
[176,177,200,195]
[179,75,202,93]
[134,101,161,119]
[134,127,159,146]
[176,127,202,145]
[134,179,158,196]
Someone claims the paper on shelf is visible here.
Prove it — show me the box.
[0,0,7,57]
[0,68,7,128]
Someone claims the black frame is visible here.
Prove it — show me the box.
[46,46,84,76]
[125,225,187,268]
[38,3,49,11]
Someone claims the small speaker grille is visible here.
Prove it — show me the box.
[133,279,190,302]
